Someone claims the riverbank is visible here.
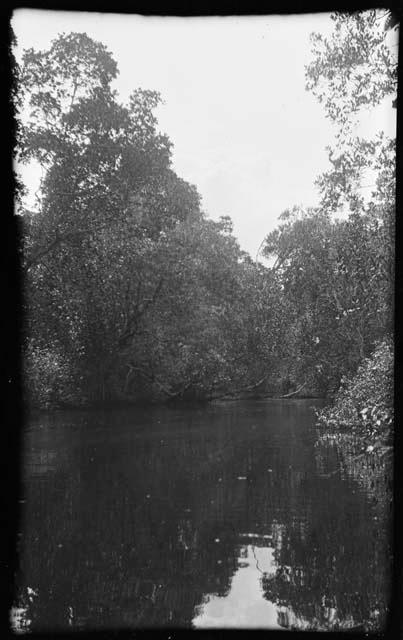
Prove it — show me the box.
[316,340,393,488]
[24,391,328,416]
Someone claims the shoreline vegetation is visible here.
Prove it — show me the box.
[315,337,393,588]
[15,11,395,509]
[24,394,326,417]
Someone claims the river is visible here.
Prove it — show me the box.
[12,399,391,631]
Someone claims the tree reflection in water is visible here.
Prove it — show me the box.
[260,459,390,630]
[13,401,391,631]
[193,544,280,629]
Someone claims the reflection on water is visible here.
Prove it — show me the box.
[193,543,281,629]
[13,400,391,631]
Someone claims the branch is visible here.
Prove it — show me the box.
[165,378,195,402]
[118,278,164,348]
[271,252,289,273]
[255,238,265,263]
[332,290,343,312]
[210,375,268,401]
[24,231,83,272]
[279,382,307,398]
[126,364,191,399]
[139,278,163,317]
[24,164,86,273]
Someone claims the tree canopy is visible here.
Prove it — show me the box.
[15,14,395,412]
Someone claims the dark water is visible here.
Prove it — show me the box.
[12,400,391,631]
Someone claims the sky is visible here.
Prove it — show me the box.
[12,10,396,257]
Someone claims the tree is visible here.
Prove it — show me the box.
[260,9,396,395]
[17,35,172,272]
[305,10,397,131]
[17,32,284,407]
[305,10,397,218]
[15,34,178,404]
[263,199,393,395]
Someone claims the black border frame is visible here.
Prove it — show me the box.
[1,1,401,638]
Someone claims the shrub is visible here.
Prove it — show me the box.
[317,338,393,446]
[23,339,77,409]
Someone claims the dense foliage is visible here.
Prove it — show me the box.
[263,204,393,395]
[317,339,393,449]
[14,10,395,412]
[15,33,285,407]
[303,10,395,444]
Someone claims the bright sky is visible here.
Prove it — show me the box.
[12,10,396,257]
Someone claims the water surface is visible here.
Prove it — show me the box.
[13,400,390,631]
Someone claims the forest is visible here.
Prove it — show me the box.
[14,11,395,448]
[9,11,397,633]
